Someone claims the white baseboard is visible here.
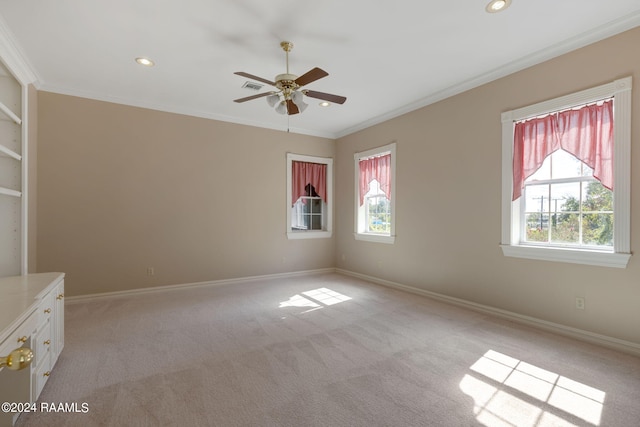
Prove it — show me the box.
[65,268,335,304]
[336,268,640,358]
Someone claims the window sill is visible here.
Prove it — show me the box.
[287,230,332,240]
[354,233,395,244]
[500,244,630,268]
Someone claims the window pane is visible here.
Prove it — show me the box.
[582,163,594,177]
[551,213,579,244]
[291,200,304,230]
[310,199,321,214]
[581,181,612,213]
[524,184,549,214]
[366,195,390,234]
[582,213,613,246]
[551,149,582,179]
[527,156,551,182]
[311,214,322,230]
[525,213,549,242]
[550,182,580,213]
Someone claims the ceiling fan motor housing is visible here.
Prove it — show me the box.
[275,73,298,88]
[275,73,299,99]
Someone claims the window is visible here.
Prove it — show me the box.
[354,142,396,244]
[286,153,333,239]
[501,77,631,268]
[523,148,613,248]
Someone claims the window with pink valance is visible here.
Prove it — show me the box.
[359,153,391,206]
[291,161,326,205]
[512,99,613,201]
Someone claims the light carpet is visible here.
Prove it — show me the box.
[15,273,640,426]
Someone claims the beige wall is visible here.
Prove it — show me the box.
[36,94,335,295]
[335,26,640,345]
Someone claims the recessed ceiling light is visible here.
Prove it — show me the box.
[319,101,331,107]
[135,57,155,67]
[486,0,511,13]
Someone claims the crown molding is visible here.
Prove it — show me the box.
[0,15,39,85]
[38,83,338,140]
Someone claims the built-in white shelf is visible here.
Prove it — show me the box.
[0,143,21,161]
[0,186,21,198]
[0,100,21,125]
[0,54,26,277]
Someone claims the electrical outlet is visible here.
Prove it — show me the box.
[147,267,154,276]
[575,297,585,310]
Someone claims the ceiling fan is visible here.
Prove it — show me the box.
[233,41,346,115]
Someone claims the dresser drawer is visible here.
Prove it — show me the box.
[33,319,52,368]
[33,350,51,399]
[0,311,36,364]
[36,290,55,330]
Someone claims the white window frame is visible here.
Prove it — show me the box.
[286,153,333,240]
[354,142,397,244]
[500,77,632,268]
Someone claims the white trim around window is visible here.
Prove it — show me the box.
[354,142,397,244]
[286,153,333,240]
[500,77,632,268]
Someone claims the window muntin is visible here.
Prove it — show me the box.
[354,143,396,244]
[500,77,631,268]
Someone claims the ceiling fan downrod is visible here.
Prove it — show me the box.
[281,41,293,74]
[276,41,297,100]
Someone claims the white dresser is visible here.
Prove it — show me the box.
[0,273,64,426]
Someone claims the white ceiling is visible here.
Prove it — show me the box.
[1,1,639,139]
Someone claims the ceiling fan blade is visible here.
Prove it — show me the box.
[233,92,275,103]
[304,90,347,105]
[294,67,328,87]
[234,72,276,86]
[286,99,300,115]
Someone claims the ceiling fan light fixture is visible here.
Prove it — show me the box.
[296,100,308,113]
[275,101,288,115]
[291,91,308,112]
[266,93,280,107]
[486,0,511,13]
[319,101,331,107]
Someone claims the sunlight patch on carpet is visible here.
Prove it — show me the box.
[279,294,321,309]
[279,288,352,315]
[302,288,352,306]
[460,350,605,426]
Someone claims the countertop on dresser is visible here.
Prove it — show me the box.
[0,273,65,343]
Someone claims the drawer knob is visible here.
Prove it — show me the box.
[44,340,51,345]
[17,336,28,343]
[57,294,64,300]
[44,308,52,314]
[0,348,34,371]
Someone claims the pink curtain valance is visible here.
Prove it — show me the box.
[512,99,613,201]
[292,161,327,206]
[359,154,391,206]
